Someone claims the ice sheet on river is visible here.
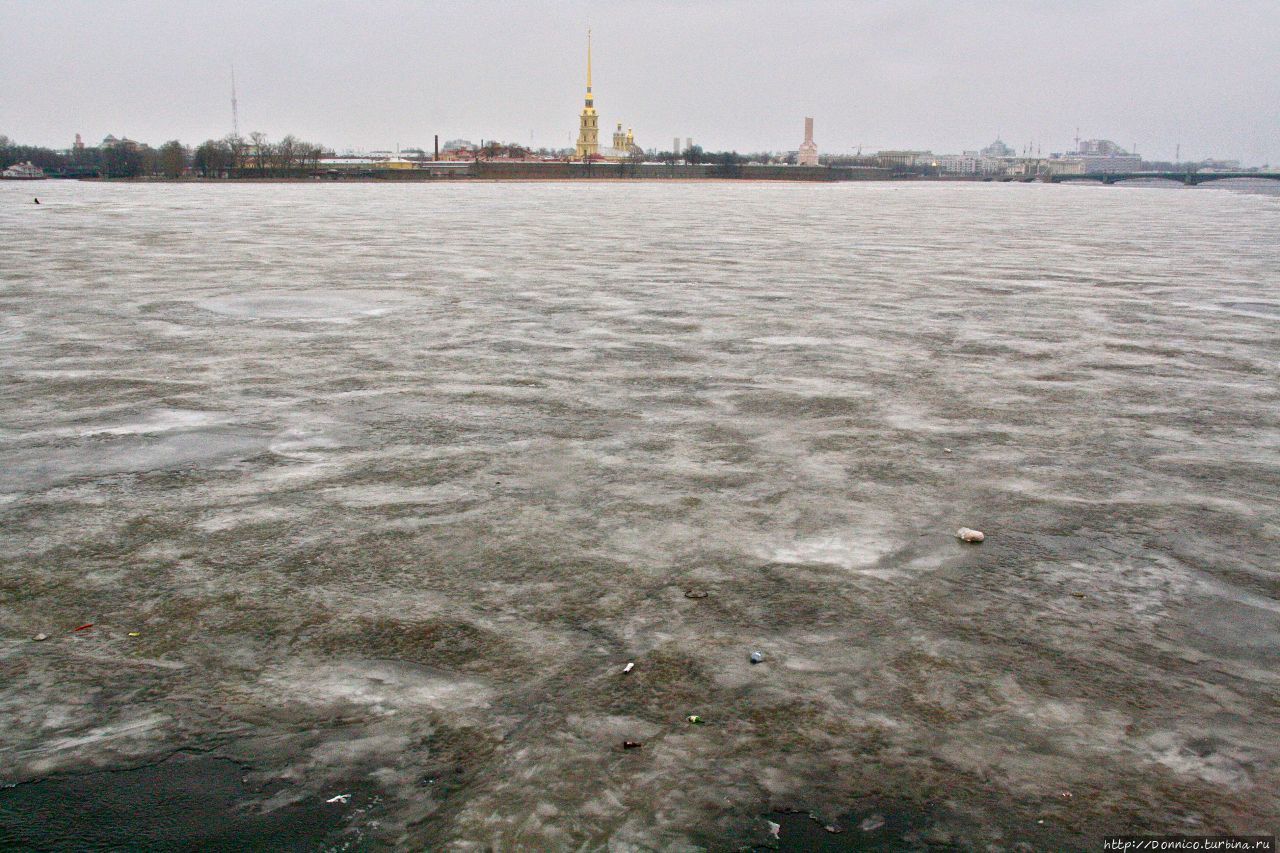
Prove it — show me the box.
[0,180,1277,849]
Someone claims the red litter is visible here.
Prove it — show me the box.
[74,624,94,632]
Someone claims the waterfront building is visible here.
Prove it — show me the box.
[1071,139,1141,173]
[1044,158,1086,175]
[317,156,415,172]
[798,117,819,166]
[929,154,999,175]
[1075,154,1142,173]
[1077,139,1126,157]
[876,150,932,168]
[1199,159,1242,172]
[2,161,47,180]
[934,154,979,175]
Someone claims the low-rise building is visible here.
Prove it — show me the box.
[1068,140,1141,173]
[1077,139,1126,157]
[876,150,932,168]
[1075,154,1142,173]
[317,156,416,172]
[931,154,1013,175]
[933,154,979,174]
[1044,158,1086,175]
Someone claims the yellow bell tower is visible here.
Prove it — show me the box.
[575,30,599,159]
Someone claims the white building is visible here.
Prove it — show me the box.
[1070,140,1141,173]
[876,150,933,168]
[932,155,1007,175]
[1075,155,1142,173]
[934,155,979,174]
[1044,158,1086,175]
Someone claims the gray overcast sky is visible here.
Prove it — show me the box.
[2,0,1277,163]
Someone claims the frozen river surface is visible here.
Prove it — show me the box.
[1,180,1277,850]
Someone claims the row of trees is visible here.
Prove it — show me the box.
[0,135,67,171]
[474,141,530,161]
[0,132,327,178]
[155,133,329,178]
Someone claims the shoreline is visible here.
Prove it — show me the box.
[67,175,1040,185]
[42,174,1275,186]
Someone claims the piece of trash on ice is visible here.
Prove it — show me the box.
[686,715,704,724]
[859,814,886,832]
[73,624,94,632]
[622,740,643,749]
[750,651,764,664]
[684,589,708,599]
[32,633,47,642]
[622,662,634,674]
[955,527,985,543]
[767,820,781,839]
[326,794,351,804]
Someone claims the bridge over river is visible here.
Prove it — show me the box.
[1044,171,1280,185]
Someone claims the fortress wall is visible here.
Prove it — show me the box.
[364,162,897,181]
[473,162,893,181]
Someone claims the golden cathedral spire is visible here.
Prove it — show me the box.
[575,29,599,158]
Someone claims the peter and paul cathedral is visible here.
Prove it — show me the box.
[574,31,641,161]
[574,31,599,159]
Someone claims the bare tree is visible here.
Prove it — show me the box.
[249,132,271,175]
[223,134,248,176]
[194,139,233,177]
[298,143,325,173]
[627,146,645,177]
[276,135,299,174]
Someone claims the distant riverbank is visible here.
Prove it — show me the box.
[72,161,895,183]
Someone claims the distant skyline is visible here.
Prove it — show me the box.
[2,0,1277,164]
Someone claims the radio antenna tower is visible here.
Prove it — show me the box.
[231,65,241,138]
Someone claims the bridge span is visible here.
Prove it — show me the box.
[1045,171,1280,186]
